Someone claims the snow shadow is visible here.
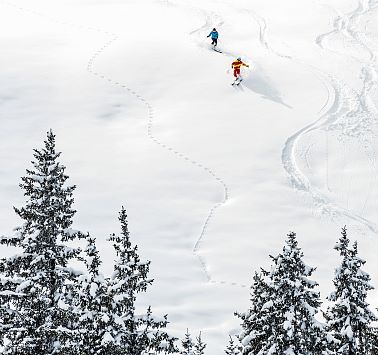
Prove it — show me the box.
[242,69,292,109]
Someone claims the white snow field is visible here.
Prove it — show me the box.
[1,0,378,353]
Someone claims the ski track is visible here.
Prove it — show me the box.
[0,0,245,288]
[314,0,378,228]
[247,0,378,234]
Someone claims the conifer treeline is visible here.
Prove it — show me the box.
[0,131,178,355]
[0,132,206,354]
[0,131,377,354]
[236,229,378,354]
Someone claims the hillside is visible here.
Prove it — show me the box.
[0,0,378,353]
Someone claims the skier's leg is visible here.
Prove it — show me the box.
[232,69,239,85]
[214,38,218,47]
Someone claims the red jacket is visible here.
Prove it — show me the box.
[232,60,248,69]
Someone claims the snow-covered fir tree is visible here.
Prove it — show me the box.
[236,270,275,354]
[181,329,195,355]
[0,130,82,354]
[267,232,329,354]
[238,232,329,354]
[224,335,242,355]
[325,227,377,354]
[75,235,114,354]
[105,207,177,354]
[194,332,206,355]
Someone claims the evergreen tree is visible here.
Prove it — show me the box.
[194,332,206,355]
[181,329,194,355]
[325,227,377,354]
[238,232,329,354]
[75,235,114,354]
[236,269,275,354]
[105,207,177,354]
[267,232,329,354]
[224,335,242,355]
[0,131,82,354]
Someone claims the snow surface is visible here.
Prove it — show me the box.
[1,0,378,353]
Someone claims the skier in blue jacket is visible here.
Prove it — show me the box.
[207,28,219,47]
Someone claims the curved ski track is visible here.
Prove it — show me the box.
[312,0,378,231]
[248,0,378,233]
[0,1,237,287]
[315,0,378,228]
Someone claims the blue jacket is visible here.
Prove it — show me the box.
[208,30,218,39]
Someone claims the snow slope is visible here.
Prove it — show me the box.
[0,0,378,353]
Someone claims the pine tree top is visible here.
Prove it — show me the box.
[225,335,241,355]
[334,226,349,257]
[181,329,195,354]
[194,332,206,355]
[83,235,102,277]
[108,207,153,295]
[9,130,78,247]
[270,232,317,282]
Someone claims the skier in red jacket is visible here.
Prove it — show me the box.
[232,57,249,79]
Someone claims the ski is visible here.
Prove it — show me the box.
[232,78,242,86]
